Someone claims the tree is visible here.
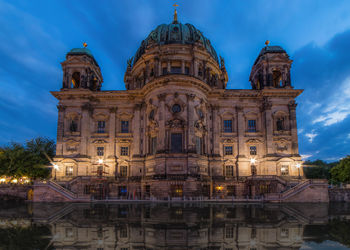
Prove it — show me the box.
[0,137,55,180]
[330,156,350,184]
[303,160,336,180]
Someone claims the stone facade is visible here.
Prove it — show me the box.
[50,15,305,200]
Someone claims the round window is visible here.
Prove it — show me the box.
[172,104,181,113]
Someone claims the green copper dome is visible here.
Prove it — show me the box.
[67,48,94,57]
[133,22,219,65]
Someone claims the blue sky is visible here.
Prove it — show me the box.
[0,0,350,161]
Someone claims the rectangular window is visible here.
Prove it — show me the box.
[118,186,127,197]
[248,119,256,132]
[281,165,289,176]
[97,121,105,133]
[250,146,257,155]
[66,166,73,176]
[224,146,233,155]
[226,165,234,177]
[121,120,129,133]
[84,185,91,195]
[162,67,167,75]
[97,147,104,156]
[224,120,233,132]
[185,67,190,75]
[171,133,183,153]
[225,227,234,238]
[195,136,203,155]
[171,67,182,74]
[120,225,128,238]
[251,165,257,176]
[227,185,236,196]
[97,166,103,177]
[121,147,129,156]
[171,184,183,197]
[120,166,127,177]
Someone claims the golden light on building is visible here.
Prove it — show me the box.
[98,159,104,164]
[250,158,256,164]
[216,185,223,191]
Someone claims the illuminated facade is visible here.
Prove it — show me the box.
[46,12,310,201]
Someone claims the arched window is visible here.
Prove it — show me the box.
[69,119,78,132]
[272,70,283,87]
[276,117,285,131]
[71,72,80,88]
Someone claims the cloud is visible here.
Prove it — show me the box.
[305,130,318,143]
[301,154,312,160]
[312,77,350,126]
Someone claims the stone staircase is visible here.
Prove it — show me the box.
[265,179,328,202]
[47,180,77,200]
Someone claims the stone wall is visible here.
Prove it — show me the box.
[329,188,350,202]
[0,185,31,200]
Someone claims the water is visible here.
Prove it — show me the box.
[0,202,350,250]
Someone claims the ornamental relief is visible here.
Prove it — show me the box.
[246,138,263,144]
[275,143,289,152]
[221,138,237,144]
[65,139,80,153]
[194,120,207,132]
[166,118,185,128]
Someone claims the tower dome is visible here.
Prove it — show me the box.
[133,21,219,65]
[124,13,227,90]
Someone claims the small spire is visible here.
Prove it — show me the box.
[265,40,270,46]
[173,3,179,23]
[83,42,88,48]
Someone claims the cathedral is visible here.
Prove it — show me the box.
[48,10,307,201]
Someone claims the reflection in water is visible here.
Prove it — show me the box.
[0,202,350,249]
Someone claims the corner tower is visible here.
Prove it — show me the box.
[61,46,103,91]
[250,44,292,90]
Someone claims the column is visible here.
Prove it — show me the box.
[56,105,65,156]
[263,99,273,155]
[289,101,299,155]
[212,105,220,155]
[157,94,166,152]
[108,107,117,157]
[181,60,185,74]
[132,105,141,156]
[236,106,245,158]
[186,94,196,152]
[81,103,92,156]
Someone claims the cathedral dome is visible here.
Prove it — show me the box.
[133,21,219,65]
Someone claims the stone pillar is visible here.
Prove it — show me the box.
[187,94,196,152]
[108,107,117,157]
[81,103,92,156]
[132,104,141,156]
[289,101,299,155]
[236,106,245,158]
[155,58,160,77]
[262,99,273,155]
[167,61,171,73]
[157,94,166,152]
[193,59,198,77]
[181,60,185,74]
[212,105,220,155]
[56,105,65,156]
[158,60,163,76]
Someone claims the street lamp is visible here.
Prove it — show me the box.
[53,164,59,180]
[98,159,104,164]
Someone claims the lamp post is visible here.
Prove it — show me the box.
[53,164,59,180]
